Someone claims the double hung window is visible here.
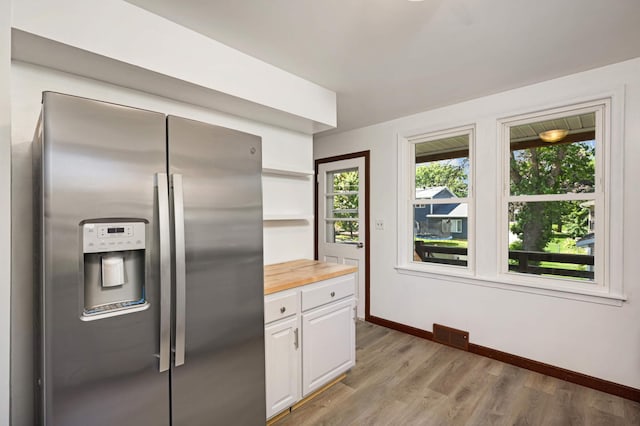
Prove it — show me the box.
[402,126,474,271]
[500,100,608,289]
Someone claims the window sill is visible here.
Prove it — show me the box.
[394,264,626,306]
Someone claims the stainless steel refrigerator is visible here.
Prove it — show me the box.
[34,92,266,425]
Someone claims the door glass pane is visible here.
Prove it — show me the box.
[326,168,359,243]
[508,200,594,281]
[509,112,596,196]
[413,203,468,267]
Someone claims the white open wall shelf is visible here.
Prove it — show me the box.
[262,167,315,222]
[262,167,314,178]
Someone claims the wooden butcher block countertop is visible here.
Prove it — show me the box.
[264,259,357,295]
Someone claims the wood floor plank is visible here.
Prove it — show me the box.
[391,387,449,425]
[427,350,482,396]
[541,399,579,426]
[584,407,628,426]
[344,332,436,393]
[504,387,550,426]
[273,321,640,426]
[276,382,355,426]
[349,397,408,425]
[588,387,626,418]
[421,357,499,426]
[524,370,558,395]
[622,399,640,425]
[465,362,528,421]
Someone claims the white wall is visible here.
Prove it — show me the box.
[10,61,314,425]
[315,57,640,389]
[12,0,336,128]
[0,0,10,424]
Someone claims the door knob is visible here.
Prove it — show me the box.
[356,242,364,248]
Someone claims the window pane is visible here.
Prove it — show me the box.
[325,168,359,243]
[326,195,358,219]
[413,202,468,267]
[326,219,359,243]
[415,134,469,198]
[508,200,594,281]
[328,168,359,193]
[510,112,596,196]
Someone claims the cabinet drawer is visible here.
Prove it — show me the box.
[301,274,355,312]
[265,291,298,324]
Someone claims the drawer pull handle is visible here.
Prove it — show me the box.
[330,291,336,297]
[280,306,286,314]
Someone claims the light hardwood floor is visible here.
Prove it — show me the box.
[276,321,640,426]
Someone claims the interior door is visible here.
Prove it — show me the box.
[317,157,366,319]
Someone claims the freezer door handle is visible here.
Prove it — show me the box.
[157,172,171,372]
[172,174,187,367]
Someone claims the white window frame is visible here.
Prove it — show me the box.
[397,124,475,276]
[498,98,622,298]
[450,219,463,234]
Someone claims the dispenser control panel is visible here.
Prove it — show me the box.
[83,222,146,253]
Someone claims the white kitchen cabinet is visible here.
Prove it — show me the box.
[264,269,356,420]
[301,298,356,396]
[264,316,300,419]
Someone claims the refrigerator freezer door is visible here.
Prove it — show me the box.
[38,93,170,426]
[167,116,266,425]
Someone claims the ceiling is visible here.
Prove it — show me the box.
[125,0,640,135]
[510,113,595,143]
[416,134,468,157]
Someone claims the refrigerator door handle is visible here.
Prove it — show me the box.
[172,173,187,367]
[157,172,172,373]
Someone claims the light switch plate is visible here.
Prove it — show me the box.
[375,219,384,230]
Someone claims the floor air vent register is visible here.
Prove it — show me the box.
[433,323,469,351]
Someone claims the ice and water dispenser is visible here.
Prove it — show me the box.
[81,221,148,319]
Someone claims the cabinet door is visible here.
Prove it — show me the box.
[265,316,300,419]
[302,298,355,396]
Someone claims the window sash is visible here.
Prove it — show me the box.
[406,125,475,270]
[500,101,607,289]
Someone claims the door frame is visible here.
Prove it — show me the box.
[314,151,370,320]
